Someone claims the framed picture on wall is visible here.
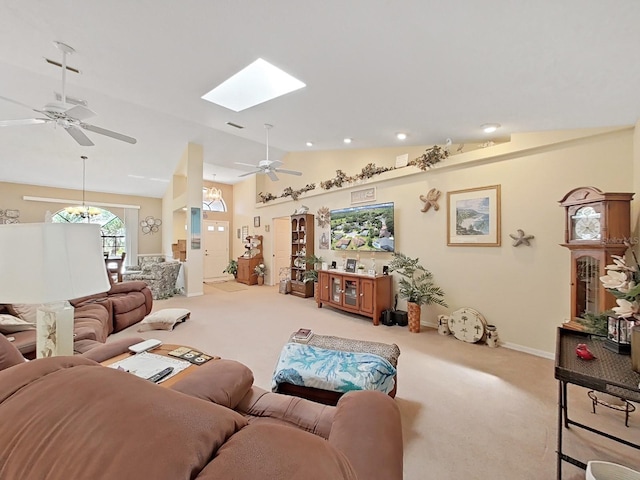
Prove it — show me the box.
[254,216,260,227]
[447,185,501,246]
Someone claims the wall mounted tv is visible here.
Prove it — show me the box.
[330,202,395,252]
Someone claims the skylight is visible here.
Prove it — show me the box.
[201,58,306,112]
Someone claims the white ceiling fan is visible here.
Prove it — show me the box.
[0,41,136,146]
[235,123,302,181]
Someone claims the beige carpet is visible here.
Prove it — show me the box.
[206,281,248,292]
[110,284,640,480]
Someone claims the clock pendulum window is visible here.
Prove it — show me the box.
[558,187,634,321]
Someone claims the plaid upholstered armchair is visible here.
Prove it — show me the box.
[122,256,182,300]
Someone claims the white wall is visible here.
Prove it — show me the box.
[237,126,636,356]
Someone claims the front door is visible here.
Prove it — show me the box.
[203,220,229,279]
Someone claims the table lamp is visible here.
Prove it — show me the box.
[0,223,110,358]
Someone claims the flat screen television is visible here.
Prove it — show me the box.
[330,202,394,252]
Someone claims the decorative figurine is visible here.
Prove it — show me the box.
[576,343,596,360]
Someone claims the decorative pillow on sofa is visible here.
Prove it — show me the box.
[0,314,36,334]
[8,304,42,324]
[137,308,190,332]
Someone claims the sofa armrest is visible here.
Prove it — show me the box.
[108,281,149,295]
[328,390,403,480]
[79,337,145,362]
[170,359,253,409]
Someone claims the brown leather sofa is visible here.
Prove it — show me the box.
[1,281,152,357]
[0,341,403,480]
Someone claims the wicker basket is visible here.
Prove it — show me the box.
[587,461,640,480]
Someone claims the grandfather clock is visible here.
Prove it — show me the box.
[559,187,634,320]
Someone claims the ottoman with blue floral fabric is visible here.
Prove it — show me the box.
[272,333,400,405]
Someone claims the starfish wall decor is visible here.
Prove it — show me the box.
[420,188,441,212]
[509,229,534,247]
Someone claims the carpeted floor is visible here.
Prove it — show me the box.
[110,284,640,480]
[205,281,248,292]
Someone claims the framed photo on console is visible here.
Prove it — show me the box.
[345,258,357,273]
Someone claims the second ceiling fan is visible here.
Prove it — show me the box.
[235,124,301,181]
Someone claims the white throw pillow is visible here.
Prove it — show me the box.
[137,308,191,332]
[0,314,36,334]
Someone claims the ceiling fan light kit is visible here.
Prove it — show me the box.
[0,41,137,146]
[234,124,302,181]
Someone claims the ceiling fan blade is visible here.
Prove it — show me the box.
[0,118,50,127]
[267,170,279,182]
[238,170,260,177]
[81,123,137,144]
[267,160,283,168]
[65,104,96,121]
[65,125,95,146]
[275,168,302,176]
[0,95,40,112]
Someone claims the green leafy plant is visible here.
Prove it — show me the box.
[303,254,324,284]
[223,259,238,277]
[388,252,447,307]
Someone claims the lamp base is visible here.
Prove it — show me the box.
[36,301,74,358]
[603,338,631,355]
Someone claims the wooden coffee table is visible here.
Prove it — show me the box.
[102,343,219,388]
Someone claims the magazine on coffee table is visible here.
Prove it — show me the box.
[109,352,191,382]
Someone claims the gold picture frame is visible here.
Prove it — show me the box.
[447,185,501,247]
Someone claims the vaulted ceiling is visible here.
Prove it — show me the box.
[1,1,639,197]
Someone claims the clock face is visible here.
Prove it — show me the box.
[572,206,601,241]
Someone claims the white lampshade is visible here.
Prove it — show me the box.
[0,223,110,304]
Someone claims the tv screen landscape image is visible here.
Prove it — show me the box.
[330,202,395,252]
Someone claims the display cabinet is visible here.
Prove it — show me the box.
[236,235,263,286]
[290,214,314,298]
[317,270,392,325]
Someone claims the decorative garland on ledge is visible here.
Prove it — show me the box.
[258,145,449,204]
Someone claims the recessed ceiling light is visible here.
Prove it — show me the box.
[201,58,306,112]
[306,142,313,147]
[396,133,407,140]
[343,138,352,144]
[481,123,501,133]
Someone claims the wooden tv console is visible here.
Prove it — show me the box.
[316,270,393,326]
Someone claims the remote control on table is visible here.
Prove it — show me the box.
[129,339,162,354]
[147,367,174,383]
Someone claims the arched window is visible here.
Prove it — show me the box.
[203,198,227,212]
[52,207,126,256]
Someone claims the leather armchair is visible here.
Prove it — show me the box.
[122,256,181,300]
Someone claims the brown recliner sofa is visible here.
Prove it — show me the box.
[1,281,152,357]
[0,343,403,480]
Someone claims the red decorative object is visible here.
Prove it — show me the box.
[576,343,596,360]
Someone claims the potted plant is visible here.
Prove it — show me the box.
[223,259,238,278]
[254,263,266,285]
[389,252,447,333]
[304,254,324,300]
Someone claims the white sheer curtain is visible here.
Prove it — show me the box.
[124,208,139,267]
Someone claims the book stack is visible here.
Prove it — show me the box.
[292,328,314,343]
[167,347,214,365]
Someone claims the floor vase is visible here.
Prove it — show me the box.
[407,302,421,333]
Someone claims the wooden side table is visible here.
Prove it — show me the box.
[554,327,640,479]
